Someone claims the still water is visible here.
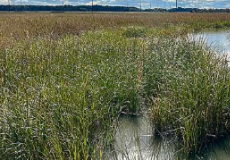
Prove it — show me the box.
[104,114,177,160]
[105,30,230,160]
[190,29,230,59]
[105,114,230,160]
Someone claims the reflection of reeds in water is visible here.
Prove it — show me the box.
[197,136,230,160]
[227,32,230,40]
[104,115,177,160]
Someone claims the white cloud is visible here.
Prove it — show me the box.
[0,0,8,5]
[60,0,69,5]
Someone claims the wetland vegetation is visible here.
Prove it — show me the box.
[0,13,230,159]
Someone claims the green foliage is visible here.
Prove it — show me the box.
[0,30,141,159]
[123,27,149,38]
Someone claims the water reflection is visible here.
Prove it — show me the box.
[199,137,230,160]
[104,114,230,160]
[104,114,177,160]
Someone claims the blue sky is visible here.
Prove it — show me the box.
[1,0,230,9]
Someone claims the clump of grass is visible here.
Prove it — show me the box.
[145,37,230,154]
[213,21,230,28]
[123,27,149,38]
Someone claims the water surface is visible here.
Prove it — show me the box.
[104,114,177,160]
[105,114,230,160]
[190,29,230,59]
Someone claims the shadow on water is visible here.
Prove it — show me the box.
[195,136,230,160]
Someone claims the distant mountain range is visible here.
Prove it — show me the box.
[0,5,229,13]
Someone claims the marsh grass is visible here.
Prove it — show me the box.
[0,29,145,159]
[0,20,230,159]
[1,13,230,49]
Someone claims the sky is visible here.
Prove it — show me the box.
[0,0,230,9]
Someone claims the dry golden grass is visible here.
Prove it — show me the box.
[1,12,230,49]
